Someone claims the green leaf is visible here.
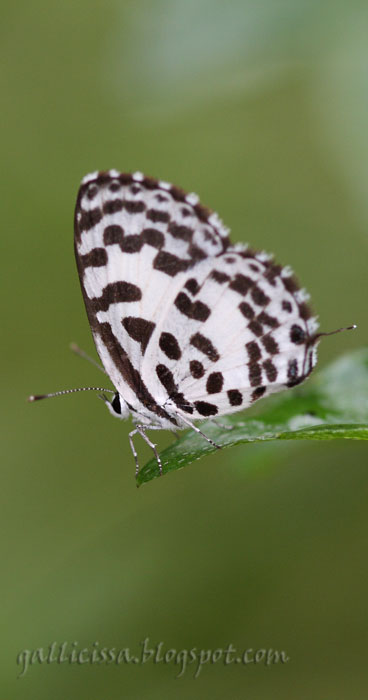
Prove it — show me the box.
[137,349,368,485]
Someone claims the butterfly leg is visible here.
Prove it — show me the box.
[178,415,221,450]
[137,426,163,476]
[128,428,141,476]
[129,426,163,477]
[212,419,234,431]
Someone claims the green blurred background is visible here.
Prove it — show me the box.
[2,0,368,697]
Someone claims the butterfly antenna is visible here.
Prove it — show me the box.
[313,324,357,341]
[69,342,106,374]
[28,387,115,402]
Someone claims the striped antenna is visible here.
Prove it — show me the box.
[314,324,357,341]
[28,387,115,402]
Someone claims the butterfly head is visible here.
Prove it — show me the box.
[102,392,131,420]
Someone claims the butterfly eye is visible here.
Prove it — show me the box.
[111,393,122,415]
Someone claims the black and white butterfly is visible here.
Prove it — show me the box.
[30,169,354,476]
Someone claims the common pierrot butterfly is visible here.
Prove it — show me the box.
[29,170,355,476]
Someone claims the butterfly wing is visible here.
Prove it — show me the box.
[141,250,319,421]
[74,170,230,425]
[74,170,319,427]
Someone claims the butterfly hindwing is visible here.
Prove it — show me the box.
[141,252,318,420]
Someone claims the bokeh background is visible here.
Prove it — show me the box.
[2,1,368,697]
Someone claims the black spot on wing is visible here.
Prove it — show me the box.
[156,364,177,394]
[251,285,270,307]
[153,251,191,277]
[261,335,279,355]
[190,333,219,362]
[86,184,98,200]
[104,225,124,245]
[142,228,164,249]
[264,263,282,287]
[194,401,218,416]
[189,360,204,378]
[92,282,141,312]
[249,262,261,272]
[187,244,207,262]
[172,395,194,414]
[248,362,262,387]
[239,302,255,320]
[103,199,123,214]
[159,332,181,360]
[104,224,164,253]
[211,270,230,284]
[251,386,266,402]
[147,209,170,223]
[120,236,143,253]
[229,274,253,296]
[78,207,102,236]
[130,184,141,195]
[290,324,306,344]
[257,311,279,329]
[248,320,263,337]
[298,302,312,320]
[109,181,121,193]
[246,341,261,362]
[79,248,107,268]
[174,292,210,322]
[122,316,155,354]
[156,363,193,413]
[263,359,277,382]
[168,222,193,241]
[184,278,200,295]
[282,275,299,294]
[124,200,146,213]
[206,372,224,394]
[227,389,242,406]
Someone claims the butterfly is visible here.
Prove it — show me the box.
[30,169,354,476]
